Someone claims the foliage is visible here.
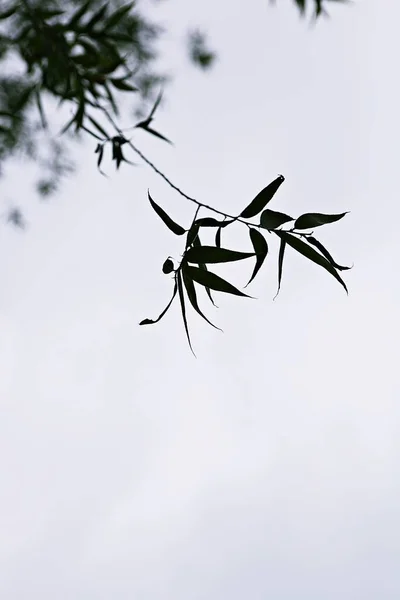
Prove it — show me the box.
[0,0,351,352]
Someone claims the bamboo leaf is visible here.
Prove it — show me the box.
[185,246,254,264]
[260,209,293,230]
[185,266,253,298]
[275,231,348,293]
[148,191,186,235]
[245,228,268,287]
[177,272,195,355]
[295,212,348,230]
[182,268,222,331]
[240,175,285,219]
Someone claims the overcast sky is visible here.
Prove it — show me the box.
[1,0,399,598]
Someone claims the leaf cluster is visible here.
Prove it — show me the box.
[140,178,351,353]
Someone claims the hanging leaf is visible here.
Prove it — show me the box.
[148,191,186,235]
[307,236,351,271]
[240,175,285,219]
[177,272,195,355]
[95,143,105,172]
[139,280,178,325]
[185,266,253,298]
[274,237,286,299]
[260,209,293,230]
[35,89,47,129]
[162,258,174,274]
[192,237,217,306]
[275,231,348,293]
[138,125,172,144]
[182,268,222,331]
[245,228,269,287]
[87,115,110,139]
[185,246,254,264]
[215,227,222,248]
[186,222,200,247]
[294,212,348,230]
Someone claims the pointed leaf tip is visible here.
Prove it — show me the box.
[295,212,348,230]
[240,175,285,219]
[148,191,186,235]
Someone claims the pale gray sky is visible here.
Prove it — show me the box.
[1,0,399,598]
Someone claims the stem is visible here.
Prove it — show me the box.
[97,104,266,229]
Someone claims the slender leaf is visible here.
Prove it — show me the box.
[274,237,286,299]
[148,191,186,235]
[139,125,172,144]
[215,227,222,248]
[260,209,293,230]
[294,212,348,230]
[105,3,135,29]
[68,0,94,28]
[186,222,200,248]
[192,236,216,306]
[81,124,103,140]
[195,217,232,228]
[35,89,47,129]
[139,280,177,325]
[245,228,269,287]
[185,266,253,298]
[275,231,348,293]
[85,4,108,30]
[177,272,195,355]
[186,245,254,264]
[307,236,351,271]
[240,175,285,219]
[87,115,110,139]
[182,268,221,331]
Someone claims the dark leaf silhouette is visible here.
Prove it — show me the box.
[110,78,138,92]
[215,227,222,248]
[192,236,217,306]
[105,2,135,29]
[87,115,110,139]
[185,246,254,264]
[177,272,195,355]
[275,236,286,299]
[294,212,348,230]
[260,209,293,230]
[245,228,269,287]
[195,217,232,228]
[307,236,351,271]
[185,266,252,298]
[139,280,178,325]
[148,191,186,235]
[182,268,221,330]
[186,222,200,248]
[240,175,285,219]
[162,258,174,274]
[275,231,348,293]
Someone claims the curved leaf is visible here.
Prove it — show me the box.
[185,246,254,264]
[182,269,222,331]
[139,280,177,325]
[68,0,94,28]
[307,236,351,271]
[245,228,269,287]
[185,266,253,298]
[260,209,293,230]
[294,212,348,230]
[275,232,348,293]
[105,2,135,29]
[148,191,186,235]
[177,272,195,355]
[240,175,285,219]
[110,78,138,92]
[215,227,222,248]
